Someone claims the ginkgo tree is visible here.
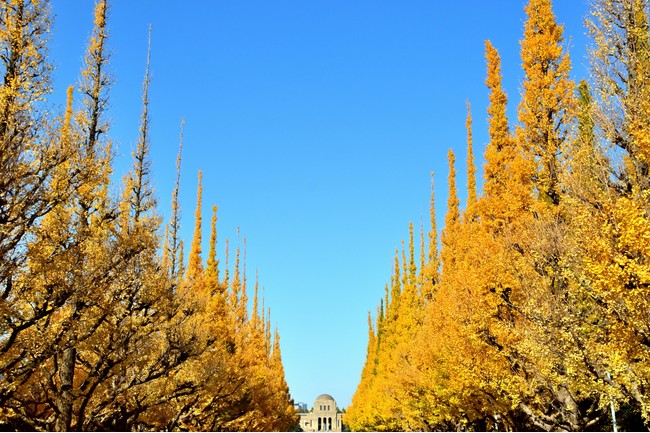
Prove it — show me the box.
[347,0,650,431]
[0,0,298,431]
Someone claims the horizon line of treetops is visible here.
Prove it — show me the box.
[1,0,299,431]
[345,0,650,431]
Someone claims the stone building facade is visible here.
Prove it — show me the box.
[298,394,342,432]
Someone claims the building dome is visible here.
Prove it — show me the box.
[315,394,335,402]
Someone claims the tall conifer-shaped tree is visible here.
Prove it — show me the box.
[517,0,575,206]
[421,172,439,296]
[441,149,459,281]
[186,170,204,285]
[480,40,526,230]
[166,121,184,286]
[53,1,114,429]
[508,2,604,430]
[465,101,477,215]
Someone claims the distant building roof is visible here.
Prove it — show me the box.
[315,394,335,402]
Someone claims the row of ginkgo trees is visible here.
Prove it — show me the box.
[0,0,297,431]
[346,0,650,430]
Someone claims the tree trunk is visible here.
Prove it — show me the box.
[55,346,76,431]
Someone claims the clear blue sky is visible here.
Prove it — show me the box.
[49,0,590,409]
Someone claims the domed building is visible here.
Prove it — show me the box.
[298,394,342,432]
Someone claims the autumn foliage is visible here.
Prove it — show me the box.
[347,0,650,431]
[0,0,297,431]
